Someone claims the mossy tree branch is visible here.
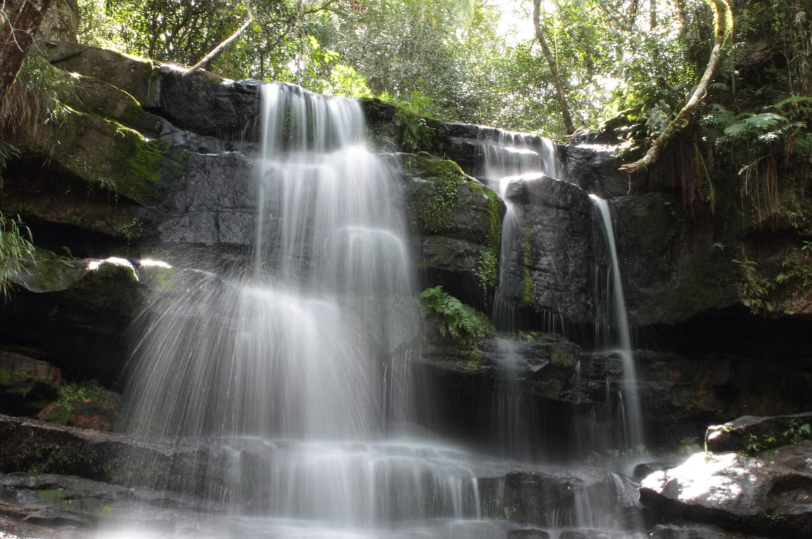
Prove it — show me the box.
[620,0,733,178]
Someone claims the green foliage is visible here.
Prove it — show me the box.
[419,286,492,347]
[744,420,812,455]
[414,159,461,233]
[323,64,372,98]
[395,109,435,152]
[468,181,502,295]
[0,54,75,144]
[56,380,108,412]
[118,218,143,244]
[732,253,774,314]
[0,213,34,302]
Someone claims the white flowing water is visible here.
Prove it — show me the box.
[589,195,644,449]
[480,129,562,333]
[120,83,490,532]
[478,129,564,457]
[113,86,645,538]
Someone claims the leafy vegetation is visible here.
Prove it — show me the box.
[745,420,812,455]
[56,380,109,412]
[419,286,493,365]
[0,212,34,301]
[419,286,492,341]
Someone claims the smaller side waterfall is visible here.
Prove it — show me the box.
[477,129,564,459]
[589,195,643,449]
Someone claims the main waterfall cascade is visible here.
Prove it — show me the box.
[113,84,647,538]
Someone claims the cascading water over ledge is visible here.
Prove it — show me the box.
[102,84,649,538]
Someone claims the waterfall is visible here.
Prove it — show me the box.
[479,129,563,458]
[120,83,491,529]
[110,88,647,538]
[589,195,644,449]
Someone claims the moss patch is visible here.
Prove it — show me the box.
[15,110,185,205]
[469,181,503,295]
[410,154,465,234]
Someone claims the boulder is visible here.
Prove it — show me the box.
[640,443,812,539]
[37,41,161,107]
[36,0,79,42]
[706,412,812,454]
[0,351,60,416]
[37,387,121,432]
[1,259,142,384]
[497,174,595,328]
[11,110,187,205]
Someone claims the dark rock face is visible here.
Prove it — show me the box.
[0,352,61,416]
[613,194,737,327]
[558,144,628,198]
[705,412,812,454]
[0,260,142,385]
[157,68,263,141]
[140,151,256,252]
[640,442,812,539]
[497,174,596,329]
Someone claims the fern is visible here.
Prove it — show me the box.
[419,286,492,342]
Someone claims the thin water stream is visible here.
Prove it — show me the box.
[590,195,644,449]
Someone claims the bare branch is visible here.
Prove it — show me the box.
[188,0,254,72]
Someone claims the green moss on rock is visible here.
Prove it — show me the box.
[409,154,465,234]
[15,110,185,205]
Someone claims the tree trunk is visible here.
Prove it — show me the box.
[532,0,574,135]
[0,0,53,99]
[620,0,732,178]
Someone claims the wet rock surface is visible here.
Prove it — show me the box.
[0,471,225,538]
[648,523,770,539]
[640,442,812,539]
[497,174,596,328]
[400,153,504,310]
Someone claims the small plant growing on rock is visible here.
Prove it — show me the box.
[0,212,34,301]
[782,420,812,445]
[419,286,493,367]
